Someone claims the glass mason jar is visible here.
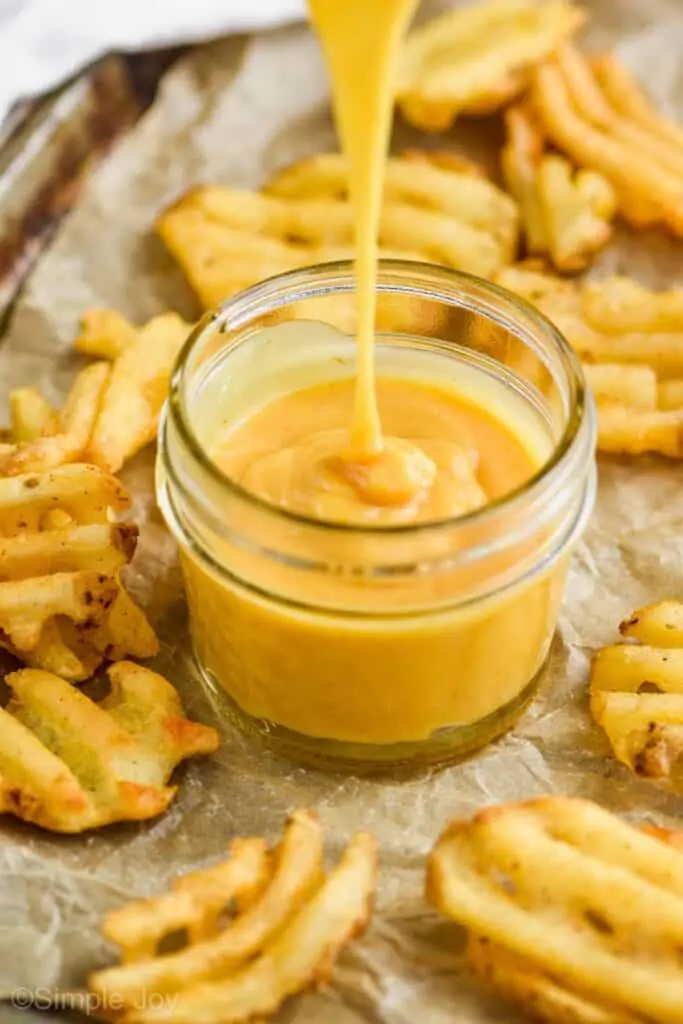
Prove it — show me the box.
[157,261,596,772]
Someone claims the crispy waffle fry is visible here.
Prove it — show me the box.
[620,599,683,646]
[0,521,138,579]
[495,261,574,302]
[501,106,548,254]
[591,600,683,785]
[467,819,683,1024]
[157,151,518,313]
[102,836,271,960]
[85,312,191,474]
[396,0,584,132]
[582,364,657,411]
[599,703,683,783]
[265,151,519,255]
[467,933,640,1024]
[0,571,118,651]
[9,388,56,443]
[496,264,683,368]
[86,585,160,662]
[594,406,683,458]
[582,276,683,335]
[0,662,219,832]
[0,463,130,534]
[0,465,157,679]
[502,104,615,270]
[428,796,683,1024]
[88,810,377,1022]
[531,47,683,236]
[12,617,108,681]
[74,308,141,360]
[657,379,683,411]
[93,810,323,995]
[593,695,683,781]
[0,362,110,477]
[497,266,683,456]
[591,52,683,152]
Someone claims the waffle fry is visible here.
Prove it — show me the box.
[582,276,683,335]
[101,836,271,960]
[497,265,683,456]
[0,462,130,533]
[497,266,683,373]
[86,586,160,663]
[396,0,584,132]
[88,810,377,1022]
[604,694,683,785]
[591,600,683,785]
[0,521,137,578]
[157,151,518,314]
[582,363,657,411]
[658,379,683,411]
[531,47,683,236]
[0,465,158,680]
[17,617,109,680]
[265,151,518,255]
[502,104,615,270]
[467,824,683,1024]
[495,261,574,303]
[428,796,683,1024]
[467,933,639,1024]
[620,599,683,646]
[593,406,683,458]
[0,571,118,652]
[591,52,683,152]
[9,388,56,443]
[1,312,190,477]
[78,311,191,474]
[75,308,141,360]
[0,662,219,832]
[0,362,110,477]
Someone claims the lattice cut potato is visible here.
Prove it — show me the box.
[157,149,519,320]
[0,362,110,477]
[502,103,615,270]
[531,46,683,237]
[428,796,683,1024]
[1,311,190,477]
[74,310,192,474]
[0,662,219,832]
[0,464,158,680]
[396,0,584,132]
[88,809,377,1022]
[590,599,683,786]
[496,265,683,457]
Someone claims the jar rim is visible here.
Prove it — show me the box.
[167,258,594,538]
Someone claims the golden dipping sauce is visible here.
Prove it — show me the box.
[214,377,536,526]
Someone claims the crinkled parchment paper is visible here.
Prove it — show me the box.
[2,1,683,1020]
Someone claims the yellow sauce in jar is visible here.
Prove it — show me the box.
[166,0,583,760]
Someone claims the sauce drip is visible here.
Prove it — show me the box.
[307,0,420,473]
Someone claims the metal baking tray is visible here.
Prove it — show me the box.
[0,50,180,331]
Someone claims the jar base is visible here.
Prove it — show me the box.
[194,653,548,776]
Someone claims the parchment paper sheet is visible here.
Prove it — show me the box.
[2,1,683,1020]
